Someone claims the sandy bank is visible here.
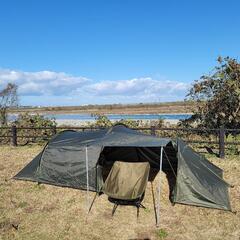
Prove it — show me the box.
[56,118,180,127]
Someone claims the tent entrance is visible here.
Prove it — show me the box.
[97,143,178,202]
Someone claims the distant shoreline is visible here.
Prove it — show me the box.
[9,112,190,126]
[41,112,192,116]
[10,101,195,115]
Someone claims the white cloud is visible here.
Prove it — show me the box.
[0,68,190,105]
[80,77,189,100]
[0,69,89,96]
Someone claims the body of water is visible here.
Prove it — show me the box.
[9,113,191,122]
[42,113,191,121]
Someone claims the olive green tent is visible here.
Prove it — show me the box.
[14,125,232,219]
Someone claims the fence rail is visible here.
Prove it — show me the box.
[1,125,240,159]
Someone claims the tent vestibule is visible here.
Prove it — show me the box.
[14,125,232,215]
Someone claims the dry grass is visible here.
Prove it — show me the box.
[0,146,239,240]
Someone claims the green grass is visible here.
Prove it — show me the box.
[156,229,168,239]
[17,201,28,208]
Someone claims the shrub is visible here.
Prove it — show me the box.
[91,114,113,128]
[14,113,56,145]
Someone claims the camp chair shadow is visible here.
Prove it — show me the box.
[101,161,150,218]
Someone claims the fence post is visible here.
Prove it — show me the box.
[11,125,17,147]
[151,125,156,136]
[219,126,225,159]
[52,125,57,136]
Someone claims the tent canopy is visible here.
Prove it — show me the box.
[14,125,231,211]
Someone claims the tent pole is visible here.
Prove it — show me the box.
[88,192,98,214]
[85,146,89,214]
[156,146,163,228]
[151,182,158,225]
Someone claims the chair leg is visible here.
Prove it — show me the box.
[139,203,146,209]
[112,204,118,216]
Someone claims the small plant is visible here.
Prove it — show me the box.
[143,207,151,213]
[33,184,45,191]
[18,201,28,208]
[156,228,168,239]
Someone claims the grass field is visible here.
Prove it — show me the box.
[0,146,239,240]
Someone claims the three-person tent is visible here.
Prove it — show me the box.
[14,125,232,220]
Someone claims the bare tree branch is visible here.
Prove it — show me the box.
[0,83,18,126]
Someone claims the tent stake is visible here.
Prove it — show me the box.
[156,146,163,228]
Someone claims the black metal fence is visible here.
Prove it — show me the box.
[1,125,240,159]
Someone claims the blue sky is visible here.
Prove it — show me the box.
[0,0,240,106]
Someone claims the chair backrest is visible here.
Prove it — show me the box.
[102,161,150,200]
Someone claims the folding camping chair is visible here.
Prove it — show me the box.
[102,161,150,218]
